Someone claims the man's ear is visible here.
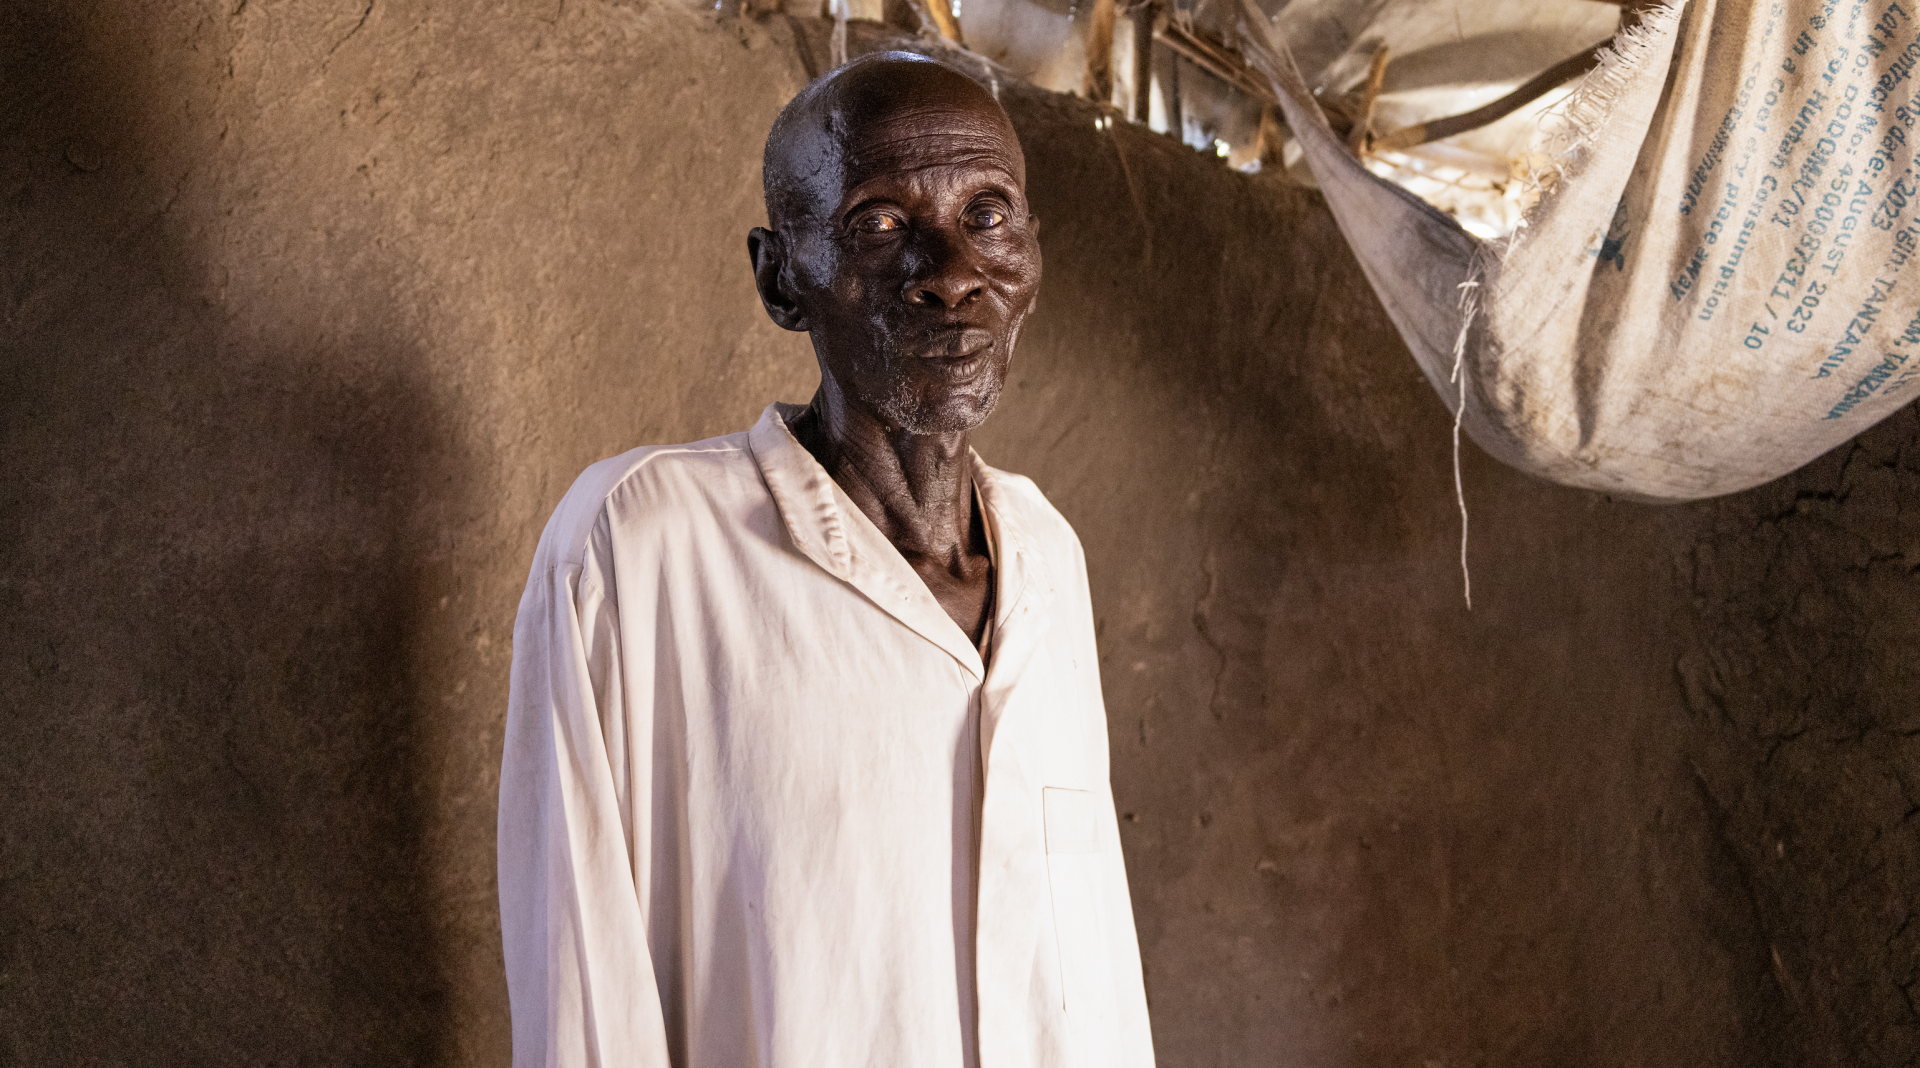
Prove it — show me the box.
[748,227,808,332]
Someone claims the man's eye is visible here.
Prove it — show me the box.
[969,208,1007,228]
[856,213,903,233]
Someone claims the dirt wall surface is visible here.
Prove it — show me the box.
[1,3,1913,1067]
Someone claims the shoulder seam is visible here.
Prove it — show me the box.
[543,434,755,568]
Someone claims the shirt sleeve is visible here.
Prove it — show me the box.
[1071,532,1159,1066]
[499,534,673,1067]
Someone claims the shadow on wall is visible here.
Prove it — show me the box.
[1,7,461,1063]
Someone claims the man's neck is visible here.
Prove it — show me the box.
[788,390,978,567]
[788,383,996,650]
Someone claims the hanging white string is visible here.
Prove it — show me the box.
[1450,276,1480,610]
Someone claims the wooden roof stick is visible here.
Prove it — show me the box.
[1086,0,1117,105]
[921,0,964,47]
[1371,41,1608,153]
[1156,20,1277,107]
[1348,45,1389,156]
[1131,1,1157,124]
[1144,18,1610,159]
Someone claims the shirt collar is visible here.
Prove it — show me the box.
[748,402,857,577]
[749,402,1033,679]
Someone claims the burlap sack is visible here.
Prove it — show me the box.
[1242,0,1920,502]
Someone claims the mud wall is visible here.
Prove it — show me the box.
[3,2,1913,1066]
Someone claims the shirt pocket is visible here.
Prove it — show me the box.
[1041,786,1120,1056]
[1043,786,1099,855]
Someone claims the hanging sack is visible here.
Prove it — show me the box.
[1241,0,1920,501]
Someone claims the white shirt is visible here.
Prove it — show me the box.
[499,402,1156,1068]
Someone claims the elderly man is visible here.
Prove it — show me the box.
[499,52,1154,1067]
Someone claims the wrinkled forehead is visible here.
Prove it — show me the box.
[830,102,1025,194]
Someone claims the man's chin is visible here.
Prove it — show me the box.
[876,385,1002,436]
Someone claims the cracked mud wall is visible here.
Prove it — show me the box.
[2,2,1914,1066]
[1666,418,1920,1066]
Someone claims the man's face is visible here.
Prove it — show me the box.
[756,73,1042,434]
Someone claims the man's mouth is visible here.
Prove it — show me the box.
[914,326,995,362]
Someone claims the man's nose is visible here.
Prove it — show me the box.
[903,227,985,309]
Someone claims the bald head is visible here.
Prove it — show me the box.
[762,52,1024,232]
